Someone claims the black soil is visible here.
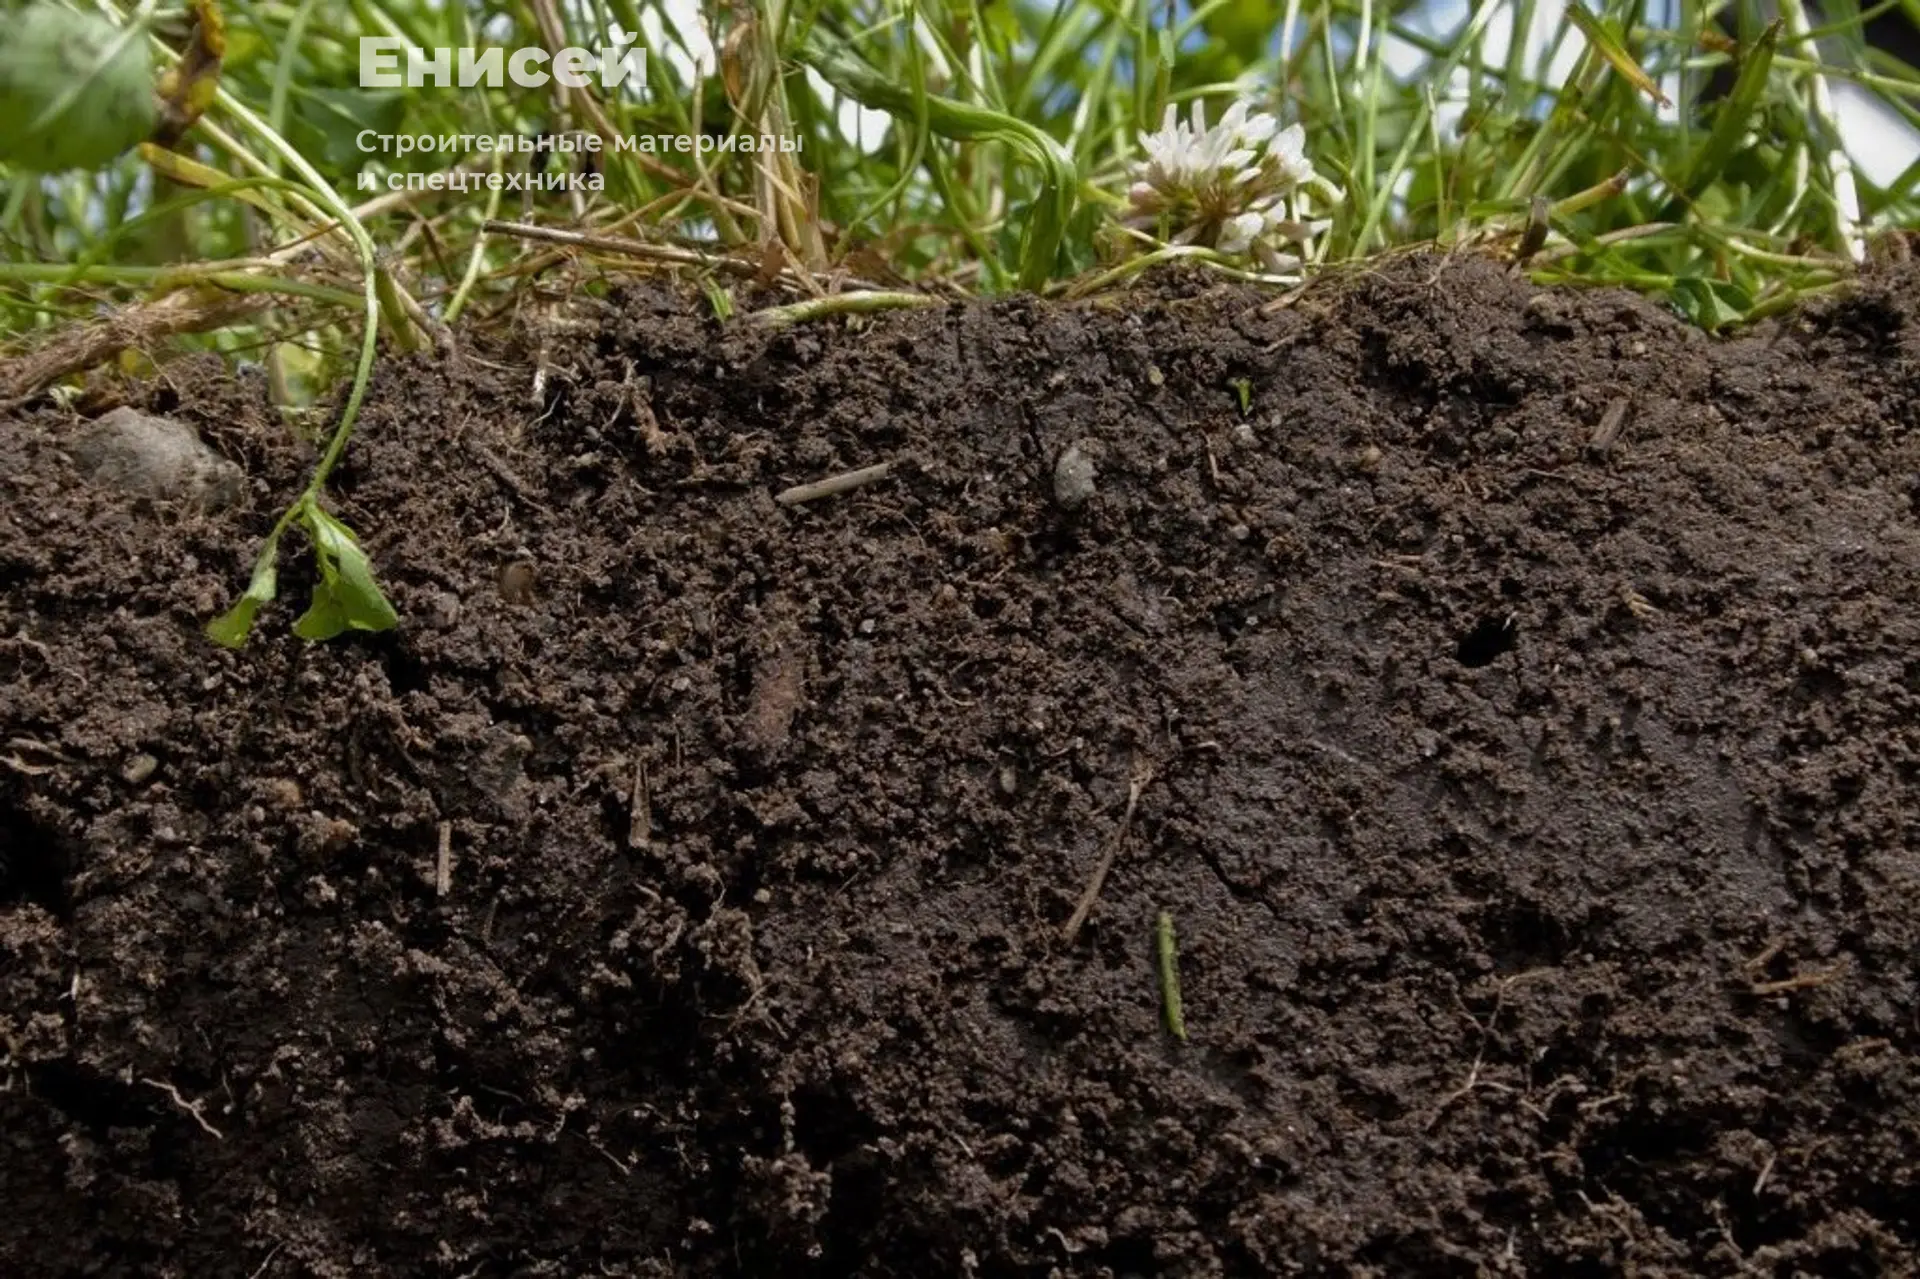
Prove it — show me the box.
[3,255,1919,1277]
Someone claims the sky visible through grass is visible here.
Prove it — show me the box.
[1394,0,1920,183]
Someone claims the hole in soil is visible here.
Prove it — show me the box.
[1029,525,1082,563]
[1085,1235,1159,1275]
[1476,898,1570,972]
[26,1061,158,1133]
[818,1148,893,1272]
[0,799,73,918]
[1456,613,1518,667]
[379,641,431,696]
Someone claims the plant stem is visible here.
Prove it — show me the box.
[1157,911,1187,1042]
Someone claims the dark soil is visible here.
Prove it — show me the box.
[3,254,1919,1278]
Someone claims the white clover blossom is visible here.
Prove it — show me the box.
[1125,98,1335,272]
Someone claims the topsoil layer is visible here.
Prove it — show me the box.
[2,255,1918,1278]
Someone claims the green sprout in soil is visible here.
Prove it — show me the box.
[1156,910,1188,1043]
[191,84,405,647]
[0,0,404,647]
[196,121,404,648]
[206,498,397,648]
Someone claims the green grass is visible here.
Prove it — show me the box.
[3,0,1913,351]
[1,0,1915,641]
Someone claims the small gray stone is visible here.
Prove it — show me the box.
[427,591,463,629]
[1052,443,1097,511]
[121,752,159,785]
[68,407,243,510]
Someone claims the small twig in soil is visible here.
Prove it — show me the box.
[628,759,652,850]
[1578,1091,1628,1118]
[1157,911,1188,1042]
[1060,766,1154,944]
[435,821,453,897]
[1738,941,1843,995]
[246,1244,284,1279]
[142,1077,224,1139]
[468,441,550,511]
[1742,940,1786,976]
[3,737,73,777]
[749,291,938,328]
[1833,1037,1891,1064]
[1426,969,1550,1131]
[0,752,55,777]
[618,364,675,456]
[586,1135,634,1177]
[775,461,895,507]
[1754,1150,1779,1196]
[1750,967,1843,996]
[1587,396,1634,457]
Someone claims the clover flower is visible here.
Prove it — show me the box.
[1124,98,1334,272]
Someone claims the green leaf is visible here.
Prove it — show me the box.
[291,504,399,641]
[1565,4,1671,107]
[290,589,351,641]
[1662,21,1781,222]
[206,539,281,649]
[327,532,400,632]
[0,7,157,173]
[208,595,267,648]
[286,87,407,173]
[1671,277,1753,331]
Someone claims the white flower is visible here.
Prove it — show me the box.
[1267,123,1317,189]
[1122,96,1337,270]
[1135,100,1279,194]
[1237,110,1279,147]
[1218,212,1267,255]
